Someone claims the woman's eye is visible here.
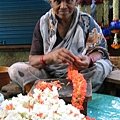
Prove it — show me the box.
[54,0,74,4]
[66,0,73,3]
[54,0,61,4]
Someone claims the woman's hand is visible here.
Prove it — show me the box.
[71,52,103,70]
[71,55,91,70]
[44,48,75,64]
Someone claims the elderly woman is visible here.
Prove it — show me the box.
[8,0,112,93]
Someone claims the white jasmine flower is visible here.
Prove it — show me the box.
[0,86,87,120]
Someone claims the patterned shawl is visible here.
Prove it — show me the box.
[39,6,109,77]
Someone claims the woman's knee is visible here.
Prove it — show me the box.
[8,62,28,85]
[8,62,20,79]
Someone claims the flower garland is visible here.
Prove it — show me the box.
[110,0,120,49]
[94,0,103,27]
[102,0,111,40]
[111,33,120,49]
[113,0,119,21]
[77,0,92,14]
[77,4,85,12]
[67,64,87,110]
[103,0,109,26]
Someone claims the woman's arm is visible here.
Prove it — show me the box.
[29,20,75,68]
[29,19,45,68]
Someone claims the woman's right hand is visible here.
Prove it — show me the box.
[44,48,75,64]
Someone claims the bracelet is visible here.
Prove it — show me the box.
[40,55,47,66]
[88,54,94,67]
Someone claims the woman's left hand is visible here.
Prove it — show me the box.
[72,55,91,70]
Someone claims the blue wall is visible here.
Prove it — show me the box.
[0,0,51,45]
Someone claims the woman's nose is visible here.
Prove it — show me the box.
[60,1,67,8]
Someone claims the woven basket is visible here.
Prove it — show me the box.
[0,66,10,89]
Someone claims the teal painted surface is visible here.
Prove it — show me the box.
[0,0,51,45]
[88,93,120,120]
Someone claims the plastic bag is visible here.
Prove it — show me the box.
[0,93,4,110]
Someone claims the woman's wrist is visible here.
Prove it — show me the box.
[40,55,47,66]
[88,54,95,67]
[40,53,53,66]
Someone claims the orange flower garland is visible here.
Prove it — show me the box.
[67,64,87,110]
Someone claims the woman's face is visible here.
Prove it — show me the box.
[50,0,76,20]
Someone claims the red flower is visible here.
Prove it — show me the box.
[85,0,92,5]
[77,0,92,5]
[95,0,103,4]
[77,0,86,4]
[5,103,13,110]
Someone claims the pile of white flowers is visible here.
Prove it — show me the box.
[0,86,87,120]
